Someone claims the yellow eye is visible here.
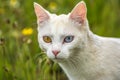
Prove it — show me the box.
[43,36,52,43]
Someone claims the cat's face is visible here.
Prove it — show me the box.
[37,15,85,61]
[34,1,88,61]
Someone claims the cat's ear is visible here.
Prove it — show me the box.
[34,2,49,23]
[69,1,87,24]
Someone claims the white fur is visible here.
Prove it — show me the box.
[35,2,120,80]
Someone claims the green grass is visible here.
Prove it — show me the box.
[0,0,120,80]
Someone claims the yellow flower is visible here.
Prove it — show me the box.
[10,0,19,8]
[22,28,33,36]
[49,2,57,11]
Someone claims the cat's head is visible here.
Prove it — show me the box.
[34,1,89,62]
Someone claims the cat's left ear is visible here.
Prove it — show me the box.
[34,2,49,24]
[69,1,87,24]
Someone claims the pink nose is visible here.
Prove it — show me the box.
[52,50,60,56]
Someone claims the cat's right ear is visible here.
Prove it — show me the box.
[69,1,87,24]
[34,2,49,24]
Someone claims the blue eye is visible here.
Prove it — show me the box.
[64,36,74,43]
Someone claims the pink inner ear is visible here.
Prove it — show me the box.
[70,2,87,24]
[34,3,49,23]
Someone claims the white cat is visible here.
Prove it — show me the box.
[34,1,120,80]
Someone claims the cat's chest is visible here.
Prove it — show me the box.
[59,61,95,80]
[58,52,103,80]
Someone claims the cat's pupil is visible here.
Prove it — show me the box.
[64,36,74,43]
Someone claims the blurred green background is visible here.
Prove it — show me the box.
[0,0,120,80]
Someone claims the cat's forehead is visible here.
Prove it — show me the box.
[50,14,69,22]
[38,14,80,36]
[50,14,78,34]
[51,15,68,27]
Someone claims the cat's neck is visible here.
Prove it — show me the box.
[58,31,102,80]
